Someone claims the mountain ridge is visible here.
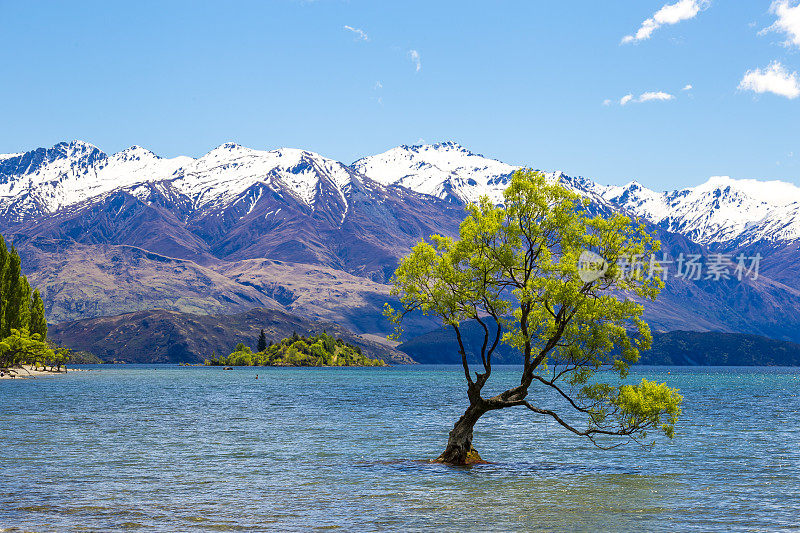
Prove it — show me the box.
[3,139,800,344]
[4,139,800,250]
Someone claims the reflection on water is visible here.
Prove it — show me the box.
[1,365,798,531]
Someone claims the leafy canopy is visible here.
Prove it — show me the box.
[385,170,682,447]
[0,329,57,369]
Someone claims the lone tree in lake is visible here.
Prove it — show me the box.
[385,170,683,465]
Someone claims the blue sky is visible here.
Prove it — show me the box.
[1,0,798,190]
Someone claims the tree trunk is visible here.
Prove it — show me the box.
[435,403,488,465]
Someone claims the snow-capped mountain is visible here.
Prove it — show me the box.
[352,142,624,218]
[0,140,466,282]
[352,141,519,204]
[168,142,361,212]
[0,140,371,223]
[591,176,800,246]
[354,142,800,247]
[0,141,190,222]
[3,139,800,343]
[4,140,800,250]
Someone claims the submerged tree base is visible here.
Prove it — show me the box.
[433,446,488,466]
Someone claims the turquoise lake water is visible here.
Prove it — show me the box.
[1,365,798,532]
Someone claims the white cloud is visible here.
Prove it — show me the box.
[602,99,612,106]
[343,25,369,41]
[682,84,693,90]
[617,91,675,105]
[738,61,800,99]
[374,81,383,90]
[639,91,676,102]
[409,49,421,72]
[762,1,800,48]
[622,0,709,44]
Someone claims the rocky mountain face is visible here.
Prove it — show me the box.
[2,141,466,282]
[0,141,189,223]
[3,140,800,345]
[591,176,800,246]
[49,308,412,364]
[356,143,800,250]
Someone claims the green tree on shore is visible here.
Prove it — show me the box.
[0,235,52,371]
[386,170,683,465]
[0,245,43,340]
[17,276,32,334]
[30,289,47,340]
[0,329,54,370]
[257,329,268,352]
[0,235,7,332]
[3,246,24,337]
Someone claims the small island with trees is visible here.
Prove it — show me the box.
[205,330,387,367]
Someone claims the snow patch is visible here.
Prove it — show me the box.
[353,142,519,204]
[4,139,800,247]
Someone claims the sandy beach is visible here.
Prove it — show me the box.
[0,365,86,380]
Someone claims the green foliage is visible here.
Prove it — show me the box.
[0,239,47,342]
[206,331,386,367]
[385,170,683,447]
[3,246,24,337]
[0,235,7,332]
[17,277,32,335]
[63,348,103,364]
[0,329,56,370]
[30,289,47,340]
[614,379,683,439]
[0,235,55,372]
[257,328,268,352]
